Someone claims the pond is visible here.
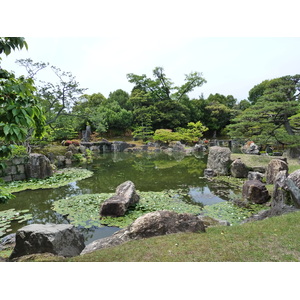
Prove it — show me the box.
[0,151,240,245]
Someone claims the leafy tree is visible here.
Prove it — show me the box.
[16,59,87,140]
[72,93,106,131]
[153,121,208,144]
[127,66,206,103]
[0,37,28,55]
[127,67,206,131]
[0,38,45,203]
[108,89,131,110]
[177,121,208,144]
[89,100,133,135]
[227,75,300,148]
[200,93,237,136]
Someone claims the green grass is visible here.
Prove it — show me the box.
[231,153,300,173]
[69,211,300,262]
[3,210,300,262]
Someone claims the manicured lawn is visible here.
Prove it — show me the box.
[4,210,299,262]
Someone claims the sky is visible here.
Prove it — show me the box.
[2,37,300,102]
[2,0,300,103]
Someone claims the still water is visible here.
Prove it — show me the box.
[1,151,237,244]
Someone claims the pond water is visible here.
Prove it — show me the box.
[0,151,239,245]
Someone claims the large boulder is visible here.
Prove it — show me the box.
[230,158,248,178]
[25,153,53,179]
[206,146,232,176]
[100,181,140,217]
[266,158,288,184]
[242,180,270,204]
[81,210,205,255]
[9,224,85,260]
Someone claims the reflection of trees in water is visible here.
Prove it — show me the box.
[3,151,215,237]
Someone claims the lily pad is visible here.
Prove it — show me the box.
[52,190,202,229]
[0,168,94,194]
[0,209,33,238]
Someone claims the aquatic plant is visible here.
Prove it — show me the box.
[0,168,94,193]
[52,190,202,229]
[0,209,32,238]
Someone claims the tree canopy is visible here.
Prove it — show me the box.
[227,75,300,147]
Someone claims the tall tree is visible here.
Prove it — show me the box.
[127,67,206,130]
[16,59,87,126]
[127,66,206,102]
[227,75,300,147]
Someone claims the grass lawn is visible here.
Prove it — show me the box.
[3,210,299,262]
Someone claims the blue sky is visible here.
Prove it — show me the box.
[2,37,300,102]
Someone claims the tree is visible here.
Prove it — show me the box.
[16,59,87,140]
[153,121,208,144]
[0,37,45,203]
[127,67,206,130]
[108,89,131,110]
[199,93,237,136]
[127,66,206,103]
[0,37,28,55]
[89,100,133,135]
[227,75,300,148]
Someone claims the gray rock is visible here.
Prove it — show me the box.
[207,146,232,175]
[266,159,288,184]
[230,158,248,178]
[242,180,270,204]
[9,224,85,259]
[248,171,263,181]
[241,142,260,155]
[25,153,53,179]
[170,141,185,152]
[100,181,140,217]
[81,210,205,255]
[0,233,16,250]
[286,169,300,208]
[197,215,230,227]
[194,144,207,152]
[204,168,215,177]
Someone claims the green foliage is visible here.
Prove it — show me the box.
[177,121,208,144]
[153,129,182,144]
[227,75,300,147]
[0,38,46,160]
[153,121,208,144]
[0,189,15,204]
[201,201,263,226]
[0,37,28,56]
[0,209,32,237]
[0,168,94,194]
[52,190,202,229]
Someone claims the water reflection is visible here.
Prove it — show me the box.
[1,151,238,243]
